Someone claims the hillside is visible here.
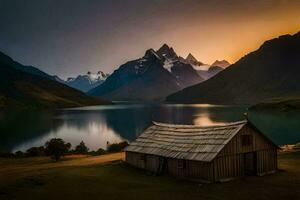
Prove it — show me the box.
[0,52,109,109]
[167,31,300,105]
[250,98,300,111]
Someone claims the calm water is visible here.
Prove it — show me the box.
[0,104,299,152]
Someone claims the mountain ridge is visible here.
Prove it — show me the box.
[65,71,109,92]
[0,51,110,109]
[88,44,204,101]
[166,31,300,104]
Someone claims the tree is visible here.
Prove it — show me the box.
[45,138,71,161]
[74,141,89,154]
[107,141,129,152]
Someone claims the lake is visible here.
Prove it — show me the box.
[0,103,299,152]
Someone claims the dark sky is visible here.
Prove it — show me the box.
[0,0,300,78]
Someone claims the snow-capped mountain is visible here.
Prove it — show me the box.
[65,71,109,92]
[88,44,204,101]
[156,45,204,88]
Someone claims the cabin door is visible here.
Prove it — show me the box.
[157,157,167,175]
[244,152,257,175]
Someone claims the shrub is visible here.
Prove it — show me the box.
[15,151,25,157]
[45,138,71,161]
[74,141,89,154]
[26,146,45,157]
[96,148,106,155]
[107,141,129,152]
[90,148,106,156]
[0,151,14,158]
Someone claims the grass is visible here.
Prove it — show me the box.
[1,152,300,200]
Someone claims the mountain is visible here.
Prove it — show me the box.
[211,60,230,68]
[0,51,62,81]
[185,53,203,66]
[88,44,204,101]
[156,45,204,88]
[0,51,109,109]
[167,31,300,104]
[65,71,109,92]
[197,65,224,80]
[182,53,226,80]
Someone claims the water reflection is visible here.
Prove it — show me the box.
[1,104,299,152]
[13,120,124,152]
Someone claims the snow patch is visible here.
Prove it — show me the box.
[191,64,211,71]
[163,58,175,72]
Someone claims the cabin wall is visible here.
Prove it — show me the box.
[126,152,214,181]
[219,125,276,156]
[167,158,214,182]
[125,151,160,173]
[214,124,277,180]
[213,154,244,181]
[256,148,277,175]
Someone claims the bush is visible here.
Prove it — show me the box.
[107,141,129,152]
[96,148,106,155]
[0,151,14,158]
[45,138,71,161]
[74,141,89,154]
[15,151,25,157]
[89,148,106,156]
[26,146,45,157]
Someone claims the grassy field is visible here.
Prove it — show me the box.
[1,151,300,200]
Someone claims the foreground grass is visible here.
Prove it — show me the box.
[1,152,300,200]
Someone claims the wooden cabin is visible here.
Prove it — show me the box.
[125,120,278,183]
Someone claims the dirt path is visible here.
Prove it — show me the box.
[0,152,125,187]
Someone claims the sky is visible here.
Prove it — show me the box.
[0,0,300,79]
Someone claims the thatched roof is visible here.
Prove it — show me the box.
[125,120,247,162]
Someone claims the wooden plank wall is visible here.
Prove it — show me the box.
[256,149,277,175]
[126,152,160,173]
[167,159,214,182]
[219,125,276,156]
[214,124,277,181]
[213,154,244,181]
[126,152,214,181]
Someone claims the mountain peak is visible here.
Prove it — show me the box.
[186,53,198,62]
[185,53,203,66]
[144,48,161,60]
[156,43,177,59]
[160,43,170,50]
[211,60,230,68]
